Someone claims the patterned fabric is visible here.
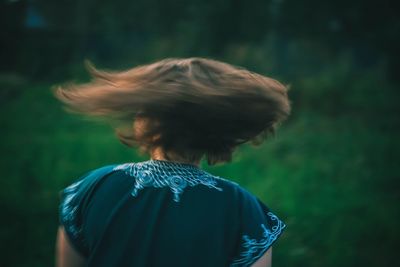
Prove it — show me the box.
[60,179,85,239]
[59,164,119,255]
[58,160,286,267]
[230,212,286,266]
[113,159,230,202]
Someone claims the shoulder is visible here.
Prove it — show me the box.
[60,163,122,209]
[208,174,286,267]
[210,174,259,203]
[223,182,286,267]
[58,163,124,255]
[59,163,126,222]
[63,164,122,190]
[80,164,122,182]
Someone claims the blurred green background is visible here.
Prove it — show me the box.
[1,0,399,266]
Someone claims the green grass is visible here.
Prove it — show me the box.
[1,79,398,266]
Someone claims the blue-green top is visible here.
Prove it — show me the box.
[59,159,286,267]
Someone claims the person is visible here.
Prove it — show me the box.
[53,57,291,267]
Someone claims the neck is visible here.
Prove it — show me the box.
[150,147,201,167]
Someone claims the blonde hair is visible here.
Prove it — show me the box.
[53,57,291,165]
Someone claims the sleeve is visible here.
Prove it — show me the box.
[230,189,286,267]
[58,164,119,256]
[59,174,91,256]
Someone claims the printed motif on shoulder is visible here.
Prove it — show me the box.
[230,212,286,267]
[113,160,231,202]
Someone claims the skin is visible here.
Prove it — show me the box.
[252,248,272,267]
[56,120,272,266]
[56,226,86,267]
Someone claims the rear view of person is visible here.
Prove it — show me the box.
[54,57,291,267]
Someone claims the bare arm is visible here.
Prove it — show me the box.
[251,247,272,267]
[56,226,87,267]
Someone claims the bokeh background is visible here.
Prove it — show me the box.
[1,0,399,266]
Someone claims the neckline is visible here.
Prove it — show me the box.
[113,159,222,203]
[146,159,201,169]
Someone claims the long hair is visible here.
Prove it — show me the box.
[53,57,291,165]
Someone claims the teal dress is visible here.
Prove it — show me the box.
[59,159,286,267]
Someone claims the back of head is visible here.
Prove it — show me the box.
[53,57,291,165]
